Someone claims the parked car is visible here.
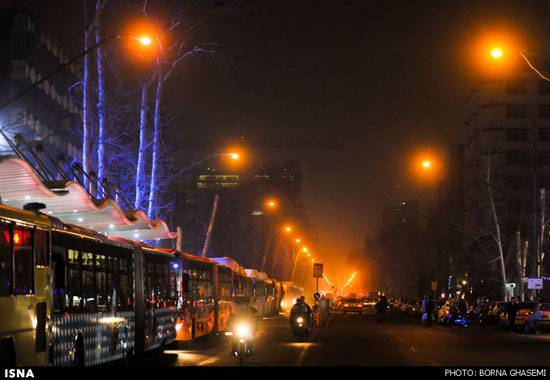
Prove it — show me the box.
[499,301,540,329]
[538,303,550,330]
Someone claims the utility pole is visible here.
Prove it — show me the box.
[201,194,219,257]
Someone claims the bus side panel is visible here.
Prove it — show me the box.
[216,267,232,333]
[0,296,45,366]
[175,257,214,341]
[51,311,135,366]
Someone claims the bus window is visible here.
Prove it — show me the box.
[52,254,66,313]
[34,229,48,267]
[117,258,131,310]
[0,221,11,296]
[13,226,33,295]
[67,249,82,312]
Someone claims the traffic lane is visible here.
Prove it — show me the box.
[305,310,550,366]
[157,313,317,366]
[370,311,550,366]
[307,311,434,366]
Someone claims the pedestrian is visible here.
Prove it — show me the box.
[422,295,434,327]
[458,296,468,315]
[505,297,519,332]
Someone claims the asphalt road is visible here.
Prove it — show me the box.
[134,309,550,369]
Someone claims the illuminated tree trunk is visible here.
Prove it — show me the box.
[485,155,508,301]
[147,69,162,219]
[82,0,91,188]
[95,0,106,198]
[135,83,148,210]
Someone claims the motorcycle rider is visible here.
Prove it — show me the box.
[290,296,313,336]
[375,295,389,322]
[227,296,259,355]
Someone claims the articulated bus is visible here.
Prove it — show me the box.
[0,203,305,366]
[0,204,179,366]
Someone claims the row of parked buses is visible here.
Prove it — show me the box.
[0,203,304,366]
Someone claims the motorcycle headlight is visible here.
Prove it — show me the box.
[296,317,304,324]
[236,324,251,338]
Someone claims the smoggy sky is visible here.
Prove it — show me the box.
[18,0,550,289]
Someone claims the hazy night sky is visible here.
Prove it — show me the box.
[171,0,550,285]
[18,0,550,286]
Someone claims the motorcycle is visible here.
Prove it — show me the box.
[226,320,255,365]
[444,308,473,328]
[474,308,488,328]
[291,314,311,341]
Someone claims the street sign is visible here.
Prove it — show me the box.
[528,278,543,290]
[313,263,323,278]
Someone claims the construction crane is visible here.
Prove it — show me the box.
[175,135,342,150]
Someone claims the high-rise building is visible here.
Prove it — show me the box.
[0,6,83,173]
[464,54,550,299]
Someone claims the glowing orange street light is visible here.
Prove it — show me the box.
[284,225,292,232]
[490,48,503,58]
[228,153,239,160]
[138,36,152,45]
[266,199,277,209]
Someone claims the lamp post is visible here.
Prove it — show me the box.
[174,152,239,178]
[259,199,278,272]
[489,46,550,83]
[270,225,293,275]
[192,152,240,258]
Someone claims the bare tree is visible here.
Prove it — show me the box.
[139,0,229,219]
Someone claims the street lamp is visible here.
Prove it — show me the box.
[260,198,279,272]
[489,45,550,83]
[139,36,152,46]
[173,152,239,177]
[270,224,294,274]
[490,48,503,59]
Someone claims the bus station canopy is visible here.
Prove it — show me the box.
[0,156,177,241]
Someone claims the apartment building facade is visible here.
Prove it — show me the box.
[464,57,550,299]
